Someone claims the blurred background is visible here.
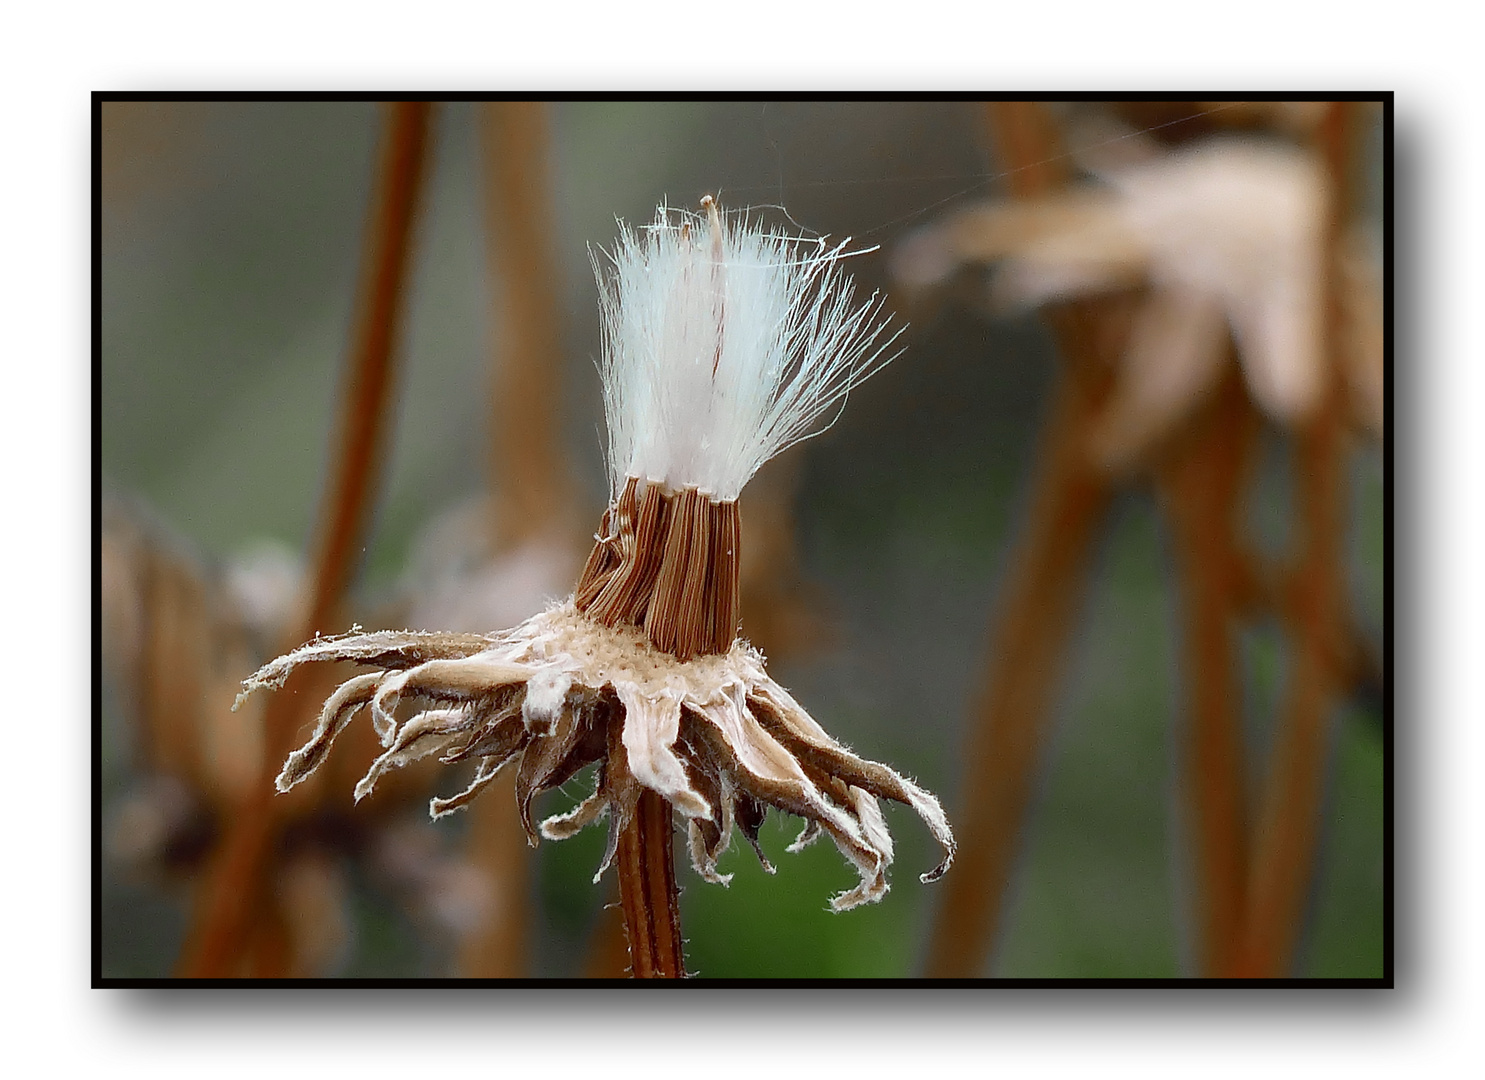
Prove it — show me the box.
[99,99,1384,979]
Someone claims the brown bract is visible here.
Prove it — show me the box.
[247,482,954,912]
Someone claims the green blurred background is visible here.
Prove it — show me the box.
[99,100,1384,979]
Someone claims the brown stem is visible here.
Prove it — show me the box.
[1232,101,1360,976]
[582,890,633,978]
[923,347,1118,976]
[614,789,686,978]
[1154,364,1261,976]
[177,102,434,977]
[986,99,1074,198]
[1233,393,1348,977]
[923,101,1125,978]
[449,101,573,979]
[458,772,529,976]
[302,102,433,641]
[733,456,826,661]
[479,101,573,547]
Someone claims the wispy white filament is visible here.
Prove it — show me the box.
[595,201,902,502]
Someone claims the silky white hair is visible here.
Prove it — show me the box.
[594,200,903,503]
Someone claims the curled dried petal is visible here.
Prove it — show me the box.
[257,602,952,910]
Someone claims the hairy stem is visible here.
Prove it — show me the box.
[615,789,686,978]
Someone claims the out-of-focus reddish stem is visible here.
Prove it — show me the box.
[1232,101,1360,976]
[987,99,1074,198]
[455,102,586,977]
[457,770,529,977]
[177,102,434,977]
[924,102,1123,977]
[1155,364,1262,975]
[480,100,572,547]
[299,102,433,643]
[447,101,576,979]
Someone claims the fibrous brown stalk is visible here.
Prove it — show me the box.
[1155,363,1262,976]
[1232,101,1361,976]
[572,478,743,977]
[923,101,1125,978]
[177,101,433,977]
[576,478,742,662]
[615,789,687,978]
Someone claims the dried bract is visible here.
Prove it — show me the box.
[246,601,952,910]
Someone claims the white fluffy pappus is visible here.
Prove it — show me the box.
[594,198,903,503]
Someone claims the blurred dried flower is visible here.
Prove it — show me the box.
[102,495,288,822]
[101,494,502,974]
[893,138,1382,467]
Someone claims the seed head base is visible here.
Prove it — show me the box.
[245,591,953,911]
[575,477,741,660]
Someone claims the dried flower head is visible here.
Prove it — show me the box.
[241,198,953,911]
[892,139,1380,465]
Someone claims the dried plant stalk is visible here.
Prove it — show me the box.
[924,101,1123,978]
[1233,101,1362,976]
[923,344,1119,977]
[481,101,573,547]
[1155,364,1261,975]
[575,481,744,978]
[1234,385,1348,976]
[448,100,580,979]
[615,789,686,977]
[919,99,1377,979]
[178,101,434,977]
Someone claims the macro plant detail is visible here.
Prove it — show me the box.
[236,197,955,974]
[100,100,1384,982]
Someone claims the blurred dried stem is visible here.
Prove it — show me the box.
[453,100,576,977]
[924,101,1126,977]
[1155,363,1262,974]
[1232,101,1364,976]
[177,101,435,977]
[481,102,576,550]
